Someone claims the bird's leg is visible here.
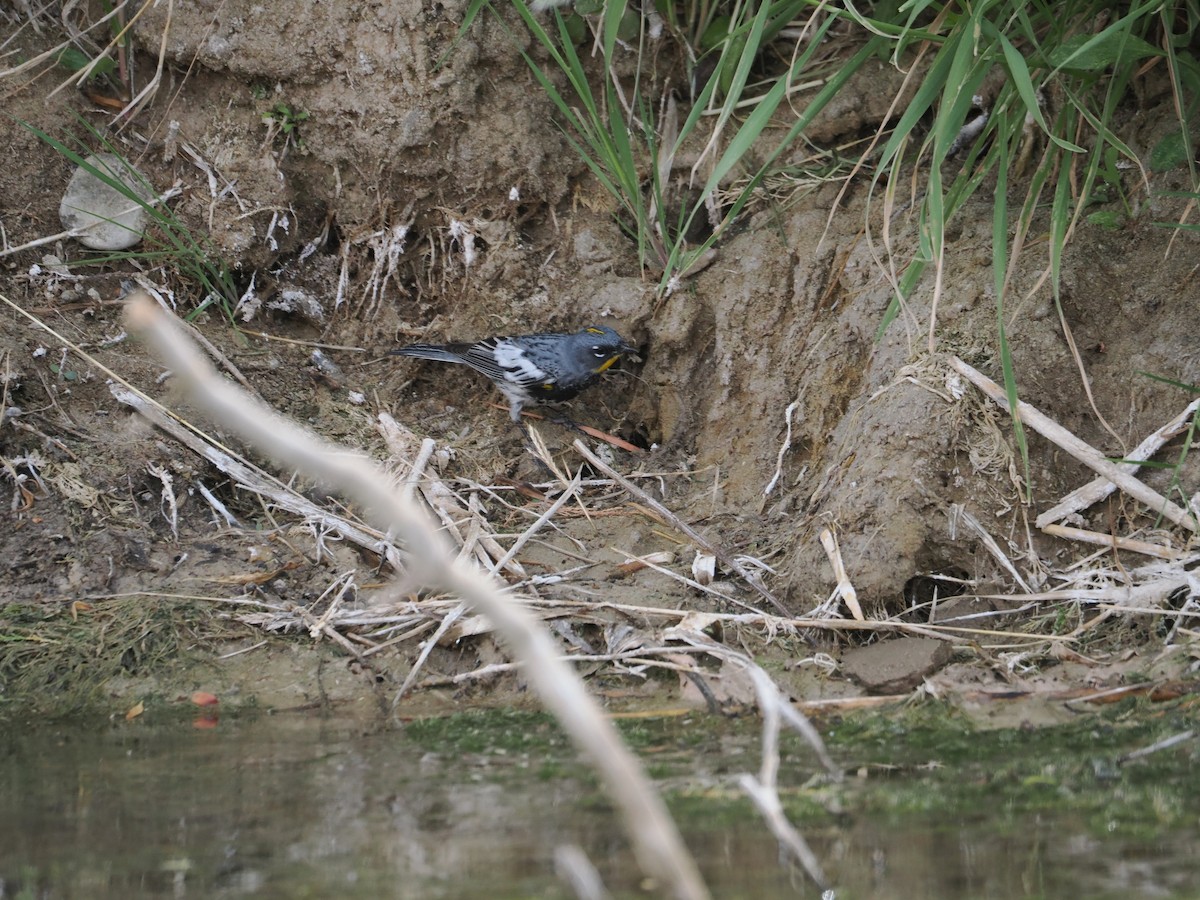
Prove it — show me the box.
[511,419,556,473]
[513,417,535,448]
[532,404,587,434]
[545,412,587,433]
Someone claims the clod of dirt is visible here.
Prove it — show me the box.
[841,638,953,694]
[59,153,153,250]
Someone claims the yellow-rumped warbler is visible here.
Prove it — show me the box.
[391,325,637,422]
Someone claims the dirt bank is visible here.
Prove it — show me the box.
[2,2,1198,720]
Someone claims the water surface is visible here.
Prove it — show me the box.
[1,708,1196,898]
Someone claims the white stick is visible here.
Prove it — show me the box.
[818,527,863,620]
[1038,397,1200,527]
[1040,524,1185,561]
[950,357,1196,532]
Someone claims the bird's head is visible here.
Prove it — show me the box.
[578,325,638,374]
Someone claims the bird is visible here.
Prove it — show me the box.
[390,325,637,423]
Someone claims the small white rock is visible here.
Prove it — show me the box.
[59,153,154,250]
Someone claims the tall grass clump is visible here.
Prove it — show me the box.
[472,1,1195,346]
[856,1,1198,492]
[458,0,886,295]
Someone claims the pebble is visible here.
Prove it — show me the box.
[59,152,154,250]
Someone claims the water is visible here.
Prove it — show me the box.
[1,710,1196,898]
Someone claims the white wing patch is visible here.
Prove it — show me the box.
[492,339,548,385]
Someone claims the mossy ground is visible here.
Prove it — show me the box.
[396,699,1199,843]
[0,597,224,720]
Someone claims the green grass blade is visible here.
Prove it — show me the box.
[990,108,1031,501]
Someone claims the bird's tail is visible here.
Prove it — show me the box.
[390,344,468,364]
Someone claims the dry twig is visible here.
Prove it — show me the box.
[1041,523,1185,561]
[818,527,863,620]
[951,357,1196,532]
[111,385,404,571]
[1038,397,1200,527]
[738,665,831,892]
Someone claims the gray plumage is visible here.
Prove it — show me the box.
[392,325,636,421]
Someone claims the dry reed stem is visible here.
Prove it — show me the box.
[656,631,836,891]
[666,629,840,772]
[738,665,830,892]
[394,602,467,700]
[949,504,1033,593]
[818,527,863,620]
[308,572,357,639]
[138,279,261,395]
[950,357,1197,532]
[489,469,582,575]
[1118,730,1196,764]
[618,550,778,615]
[0,2,126,81]
[1037,397,1200,528]
[1040,523,1186,561]
[795,694,909,712]
[377,413,527,578]
[124,294,709,900]
[416,647,708,690]
[969,582,1198,608]
[554,844,610,900]
[295,600,364,660]
[399,433,436,503]
[111,385,404,570]
[112,0,172,125]
[227,594,1010,663]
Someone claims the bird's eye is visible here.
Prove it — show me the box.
[592,347,608,358]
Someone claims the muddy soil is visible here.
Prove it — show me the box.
[1,3,1198,720]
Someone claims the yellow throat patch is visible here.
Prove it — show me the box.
[592,355,620,374]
